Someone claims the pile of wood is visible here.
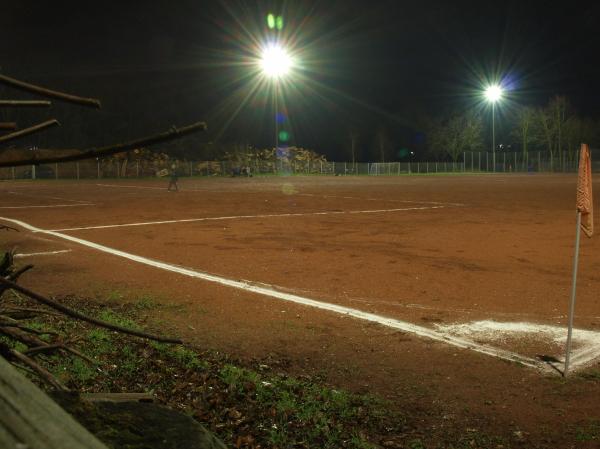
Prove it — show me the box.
[0,247,182,391]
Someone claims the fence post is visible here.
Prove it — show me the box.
[435,162,438,173]
[97,160,100,179]
[408,162,411,174]
[538,151,541,172]
[11,166,15,180]
[32,165,36,180]
[76,162,80,180]
[426,161,429,173]
[55,163,58,180]
[136,161,140,178]
[320,160,323,174]
[503,152,506,172]
[333,161,335,175]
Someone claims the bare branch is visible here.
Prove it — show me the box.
[0,120,207,167]
[6,264,33,281]
[0,100,51,108]
[25,343,97,365]
[3,345,69,391]
[0,277,183,344]
[0,73,101,109]
[0,119,60,144]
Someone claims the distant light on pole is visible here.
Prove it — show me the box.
[484,85,503,103]
[260,44,293,79]
[484,84,503,172]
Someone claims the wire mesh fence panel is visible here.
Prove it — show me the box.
[3,150,598,180]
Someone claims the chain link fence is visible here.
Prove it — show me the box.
[1,151,597,180]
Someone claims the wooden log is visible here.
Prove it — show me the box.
[0,119,60,144]
[0,100,51,107]
[0,355,109,448]
[0,120,207,168]
[0,74,101,109]
[0,122,17,130]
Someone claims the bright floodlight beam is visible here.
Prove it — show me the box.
[260,44,292,79]
[484,84,503,103]
[484,84,503,172]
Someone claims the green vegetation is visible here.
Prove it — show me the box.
[3,294,403,449]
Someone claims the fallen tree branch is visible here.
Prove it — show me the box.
[6,264,33,281]
[0,120,207,167]
[0,119,60,144]
[0,277,183,344]
[0,306,63,318]
[1,343,69,391]
[0,122,17,130]
[0,264,33,297]
[0,250,14,275]
[0,325,48,347]
[25,342,97,365]
[0,73,101,109]
[0,100,51,107]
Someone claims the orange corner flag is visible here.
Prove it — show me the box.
[576,143,593,237]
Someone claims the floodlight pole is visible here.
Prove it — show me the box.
[275,80,280,158]
[492,102,496,172]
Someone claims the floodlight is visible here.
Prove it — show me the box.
[485,85,503,103]
[260,44,292,79]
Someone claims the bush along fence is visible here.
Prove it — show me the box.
[1,150,597,180]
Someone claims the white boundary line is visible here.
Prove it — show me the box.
[1,215,566,374]
[0,204,93,209]
[14,250,72,258]
[297,193,464,207]
[47,206,445,232]
[6,190,91,204]
[96,183,165,190]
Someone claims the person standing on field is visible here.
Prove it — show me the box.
[167,164,179,192]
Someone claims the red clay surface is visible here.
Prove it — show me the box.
[2,174,600,447]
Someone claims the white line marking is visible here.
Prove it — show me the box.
[0,204,93,209]
[96,183,165,190]
[1,216,563,373]
[297,193,464,207]
[14,249,72,258]
[47,206,445,232]
[6,190,91,204]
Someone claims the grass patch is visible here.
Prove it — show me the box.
[576,421,600,441]
[2,295,405,449]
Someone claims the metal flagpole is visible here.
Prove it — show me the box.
[564,211,582,377]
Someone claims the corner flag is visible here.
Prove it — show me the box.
[577,143,593,237]
[565,143,594,376]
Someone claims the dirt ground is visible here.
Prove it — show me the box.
[2,174,600,448]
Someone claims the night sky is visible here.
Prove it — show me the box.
[1,1,599,159]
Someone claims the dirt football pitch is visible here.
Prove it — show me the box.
[2,173,600,447]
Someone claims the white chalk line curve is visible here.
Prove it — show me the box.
[1,216,563,373]
[47,206,445,232]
